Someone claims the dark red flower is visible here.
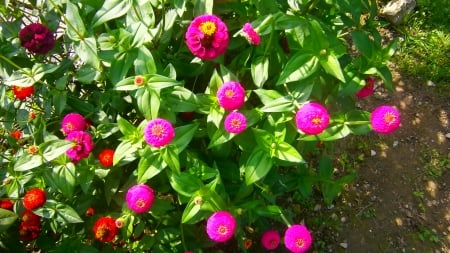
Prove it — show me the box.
[85,207,95,216]
[0,199,14,211]
[19,23,55,54]
[19,222,41,241]
[23,188,46,210]
[98,149,115,168]
[13,85,34,100]
[21,210,41,225]
[10,130,22,140]
[93,217,118,243]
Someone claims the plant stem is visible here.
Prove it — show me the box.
[279,210,292,227]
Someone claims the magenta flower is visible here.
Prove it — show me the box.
[19,23,55,54]
[356,77,375,98]
[242,23,261,45]
[65,131,94,163]
[284,224,312,253]
[144,118,175,148]
[61,113,86,135]
[125,184,155,213]
[224,112,247,134]
[185,14,229,60]
[295,102,330,135]
[216,81,246,110]
[206,211,236,243]
[261,229,280,250]
[370,105,400,134]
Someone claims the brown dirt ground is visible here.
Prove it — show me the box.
[334,70,450,252]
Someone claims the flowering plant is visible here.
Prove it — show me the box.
[0,0,398,252]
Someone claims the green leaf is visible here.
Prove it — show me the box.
[135,46,157,75]
[260,95,295,112]
[254,89,282,105]
[251,56,269,88]
[276,53,319,85]
[181,194,203,224]
[172,123,199,152]
[299,124,351,141]
[346,110,371,135]
[137,150,166,183]
[376,66,393,92]
[65,1,86,41]
[208,127,234,148]
[169,173,203,197]
[351,31,374,58]
[297,171,314,198]
[164,86,198,112]
[149,88,160,120]
[41,140,73,162]
[109,50,136,84]
[146,74,182,90]
[4,69,34,87]
[52,164,76,198]
[245,148,273,185]
[194,0,213,15]
[117,115,137,136]
[273,142,304,163]
[161,146,180,174]
[318,155,333,179]
[115,76,140,91]
[104,168,123,205]
[320,51,345,82]
[55,202,84,224]
[113,140,138,166]
[0,209,18,232]
[74,38,100,69]
[91,0,131,27]
[252,128,274,150]
[14,153,43,171]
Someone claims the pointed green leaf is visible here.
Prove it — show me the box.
[91,0,131,27]
[245,148,273,185]
[251,56,269,87]
[161,146,180,174]
[260,96,295,112]
[14,153,43,171]
[41,140,73,162]
[0,209,18,232]
[74,38,100,69]
[277,53,319,85]
[172,123,200,153]
[273,142,304,163]
[65,1,86,41]
[320,51,345,82]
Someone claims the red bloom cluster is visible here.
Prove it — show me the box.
[12,85,34,100]
[23,188,46,210]
[19,23,55,54]
[19,210,41,241]
[10,130,22,140]
[98,149,115,167]
[93,217,118,243]
[0,199,14,211]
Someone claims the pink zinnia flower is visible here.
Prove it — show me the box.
[370,105,400,134]
[65,131,94,163]
[295,102,330,135]
[284,224,312,253]
[242,23,261,45]
[125,184,155,213]
[185,14,229,60]
[224,112,247,134]
[356,77,375,98]
[206,211,236,242]
[216,81,246,110]
[261,229,280,250]
[61,113,86,135]
[144,118,175,148]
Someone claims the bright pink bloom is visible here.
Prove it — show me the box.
[284,224,312,253]
[216,81,246,110]
[65,131,94,163]
[261,229,280,250]
[125,184,155,213]
[242,23,261,45]
[206,211,236,242]
[295,102,330,135]
[185,14,229,60]
[61,113,86,135]
[370,105,400,134]
[224,112,247,134]
[19,23,55,54]
[356,77,375,98]
[144,118,175,148]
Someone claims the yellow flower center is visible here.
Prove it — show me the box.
[136,199,145,208]
[231,118,241,128]
[295,238,305,248]
[383,112,396,125]
[96,225,107,239]
[200,21,217,36]
[218,225,228,235]
[151,124,165,137]
[225,89,234,98]
[311,116,322,125]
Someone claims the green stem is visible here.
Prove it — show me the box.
[279,210,292,227]
[0,54,28,74]
[47,0,85,40]
[263,21,275,57]
[344,120,370,125]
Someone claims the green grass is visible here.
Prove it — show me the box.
[391,0,450,91]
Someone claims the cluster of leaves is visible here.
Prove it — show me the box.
[0,0,396,252]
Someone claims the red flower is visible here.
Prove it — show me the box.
[19,23,55,54]
[356,77,375,98]
[0,199,14,211]
[85,207,95,216]
[98,149,115,167]
[23,188,46,210]
[10,130,22,140]
[13,85,34,100]
[21,210,41,225]
[93,217,118,243]
[19,222,41,241]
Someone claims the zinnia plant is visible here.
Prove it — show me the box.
[0,0,400,252]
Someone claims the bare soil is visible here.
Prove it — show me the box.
[334,70,450,252]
